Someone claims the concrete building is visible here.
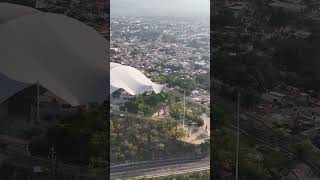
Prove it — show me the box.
[0,3,108,124]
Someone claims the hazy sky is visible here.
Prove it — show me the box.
[111,0,210,17]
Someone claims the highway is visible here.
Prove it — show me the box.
[110,110,210,179]
[110,156,210,179]
[238,109,320,175]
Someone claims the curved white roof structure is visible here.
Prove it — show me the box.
[110,63,164,95]
[0,3,108,106]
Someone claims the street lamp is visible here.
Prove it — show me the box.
[236,91,240,180]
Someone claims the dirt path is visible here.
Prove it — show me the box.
[151,107,170,120]
[179,113,210,144]
[151,107,210,145]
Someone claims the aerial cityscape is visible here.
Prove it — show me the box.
[213,0,320,179]
[110,0,210,179]
[0,0,211,179]
[8,0,320,179]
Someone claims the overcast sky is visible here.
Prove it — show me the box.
[111,0,210,17]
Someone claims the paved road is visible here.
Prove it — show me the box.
[110,156,210,179]
[239,109,320,175]
[111,111,210,179]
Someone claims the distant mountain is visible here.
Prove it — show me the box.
[111,0,209,17]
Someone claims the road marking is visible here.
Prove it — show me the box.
[133,166,210,179]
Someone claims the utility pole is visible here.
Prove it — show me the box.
[183,90,186,128]
[236,92,240,180]
[36,80,40,123]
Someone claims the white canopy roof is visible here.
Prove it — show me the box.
[110,63,164,95]
[0,3,108,106]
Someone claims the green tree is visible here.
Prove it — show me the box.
[295,140,313,159]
